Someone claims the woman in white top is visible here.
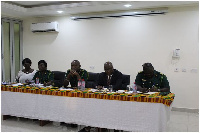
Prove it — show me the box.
[17,58,37,83]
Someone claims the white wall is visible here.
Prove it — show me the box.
[23,6,199,109]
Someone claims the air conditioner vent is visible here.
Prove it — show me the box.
[71,9,168,20]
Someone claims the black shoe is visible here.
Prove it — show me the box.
[114,129,123,132]
[71,124,78,128]
[78,127,90,132]
[60,122,72,127]
[102,128,108,132]
[60,122,67,126]
[32,119,38,122]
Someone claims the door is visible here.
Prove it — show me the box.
[1,18,23,83]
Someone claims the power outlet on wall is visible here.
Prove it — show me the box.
[182,68,186,72]
[174,68,179,72]
[191,68,198,73]
[89,66,95,70]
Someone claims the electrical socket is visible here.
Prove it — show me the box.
[191,68,198,73]
[182,68,186,72]
[174,68,179,72]
[89,66,95,70]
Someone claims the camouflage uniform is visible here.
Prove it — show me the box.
[135,70,170,91]
[32,70,54,84]
[65,69,88,87]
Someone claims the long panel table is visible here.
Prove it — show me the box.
[1,90,172,132]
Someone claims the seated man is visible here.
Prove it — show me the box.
[80,62,123,132]
[98,61,123,91]
[33,60,54,86]
[64,60,88,88]
[63,60,88,129]
[135,63,170,93]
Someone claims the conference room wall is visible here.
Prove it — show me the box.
[22,6,198,110]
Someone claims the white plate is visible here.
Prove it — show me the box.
[125,91,133,94]
[103,88,108,91]
[117,90,125,93]
[136,91,144,94]
[143,92,157,95]
[12,83,23,86]
[29,83,44,88]
[90,89,97,92]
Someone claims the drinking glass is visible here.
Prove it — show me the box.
[127,85,132,91]
[108,85,113,92]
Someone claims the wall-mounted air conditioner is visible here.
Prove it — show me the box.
[31,21,59,32]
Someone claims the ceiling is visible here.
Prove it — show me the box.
[1,1,199,18]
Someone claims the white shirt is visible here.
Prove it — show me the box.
[107,74,113,80]
[17,70,37,83]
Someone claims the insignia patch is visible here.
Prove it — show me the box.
[142,79,146,81]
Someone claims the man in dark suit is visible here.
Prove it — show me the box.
[79,62,123,132]
[98,61,123,91]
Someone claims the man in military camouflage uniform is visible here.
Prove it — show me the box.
[32,60,54,86]
[63,60,88,128]
[64,60,88,88]
[135,63,170,93]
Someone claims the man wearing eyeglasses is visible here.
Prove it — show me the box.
[135,63,170,93]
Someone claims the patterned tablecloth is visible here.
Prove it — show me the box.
[1,85,175,107]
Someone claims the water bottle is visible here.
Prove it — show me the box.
[36,78,39,84]
[132,82,137,93]
[108,85,113,92]
[81,79,85,91]
[127,85,132,91]
[78,79,82,90]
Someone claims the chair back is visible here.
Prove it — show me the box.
[52,71,66,87]
[86,72,99,88]
[122,74,130,90]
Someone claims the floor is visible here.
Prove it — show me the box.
[1,111,199,132]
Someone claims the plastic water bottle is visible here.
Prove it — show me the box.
[132,82,137,93]
[108,85,113,92]
[78,79,82,90]
[36,78,39,84]
[127,85,132,91]
[81,79,85,91]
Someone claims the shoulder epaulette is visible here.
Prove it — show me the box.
[155,71,163,75]
[138,71,143,73]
